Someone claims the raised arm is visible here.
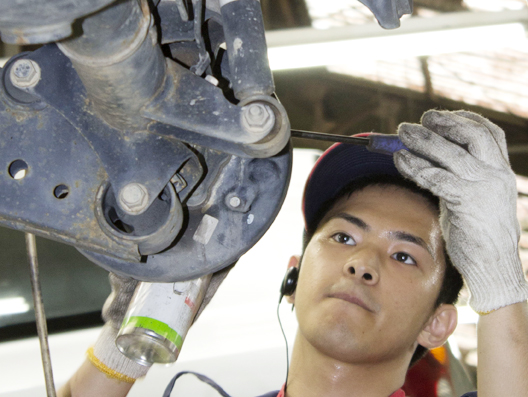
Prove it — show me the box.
[394,110,528,397]
[58,267,230,396]
[58,358,134,397]
[476,302,528,396]
[58,273,150,397]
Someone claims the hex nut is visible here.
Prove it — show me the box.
[241,103,276,135]
[119,183,149,214]
[10,59,41,89]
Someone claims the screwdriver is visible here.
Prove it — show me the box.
[290,129,408,155]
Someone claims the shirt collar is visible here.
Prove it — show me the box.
[276,385,405,397]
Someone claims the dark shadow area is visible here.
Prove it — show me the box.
[0,311,104,342]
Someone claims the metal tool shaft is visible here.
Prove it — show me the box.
[25,233,57,397]
[291,129,369,146]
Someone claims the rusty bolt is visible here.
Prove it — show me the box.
[119,183,149,215]
[241,103,275,136]
[10,59,41,88]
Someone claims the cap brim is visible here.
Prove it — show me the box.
[302,142,400,231]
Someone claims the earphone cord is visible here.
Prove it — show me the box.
[277,297,290,393]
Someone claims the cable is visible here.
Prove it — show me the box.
[163,371,232,397]
[277,297,290,393]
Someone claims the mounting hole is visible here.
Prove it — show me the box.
[8,159,28,180]
[53,184,69,199]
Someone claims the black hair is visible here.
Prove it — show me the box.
[302,174,464,367]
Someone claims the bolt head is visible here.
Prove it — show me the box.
[119,183,149,214]
[248,104,264,118]
[241,103,275,135]
[229,196,241,208]
[10,59,41,88]
[244,104,270,127]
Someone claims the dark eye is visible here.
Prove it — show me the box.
[391,252,417,265]
[331,232,356,246]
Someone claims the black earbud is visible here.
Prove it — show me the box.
[280,266,299,301]
[277,267,298,390]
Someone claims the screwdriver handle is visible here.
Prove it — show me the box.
[367,134,408,154]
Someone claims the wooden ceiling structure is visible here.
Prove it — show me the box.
[262,0,528,176]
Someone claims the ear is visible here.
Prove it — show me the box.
[416,304,458,349]
[285,255,300,304]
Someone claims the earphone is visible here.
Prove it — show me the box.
[279,266,299,302]
[277,266,299,392]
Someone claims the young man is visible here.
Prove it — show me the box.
[60,110,528,396]
[262,110,528,397]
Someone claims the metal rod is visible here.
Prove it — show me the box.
[291,129,369,146]
[25,233,57,397]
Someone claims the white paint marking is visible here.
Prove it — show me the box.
[193,214,219,245]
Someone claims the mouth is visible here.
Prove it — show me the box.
[328,292,375,313]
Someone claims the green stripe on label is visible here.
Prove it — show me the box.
[123,316,183,349]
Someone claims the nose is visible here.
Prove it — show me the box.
[347,265,379,285]
[344,249,380,286]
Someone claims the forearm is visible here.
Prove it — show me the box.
[477,302,528,397]
[57,359,134,397]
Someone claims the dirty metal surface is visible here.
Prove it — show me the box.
[145,60,290,159]
[0,82,140,261]
[0,45,198,263]
[27,44,194,211]
[0,0,116,44]
[144,60,262,144]
[80,144,293,282]
[221,0,274,100]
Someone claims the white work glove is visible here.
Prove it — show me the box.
[87,273,149,383]
[394,110,528,314]
[88,268,232,383]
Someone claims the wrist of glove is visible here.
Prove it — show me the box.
[395,110,528,314]
[88,324,151,383]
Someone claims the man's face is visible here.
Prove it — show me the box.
[294,184,446,365]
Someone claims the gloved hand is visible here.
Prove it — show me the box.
[394,110,528,314]
[88,267,232,383]
[87,273,148,383]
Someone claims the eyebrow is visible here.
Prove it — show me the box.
[328,213,370,231]
[328,213,433,256]
[389,231,433,256]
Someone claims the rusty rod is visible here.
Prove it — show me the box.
[25,232,57,397]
